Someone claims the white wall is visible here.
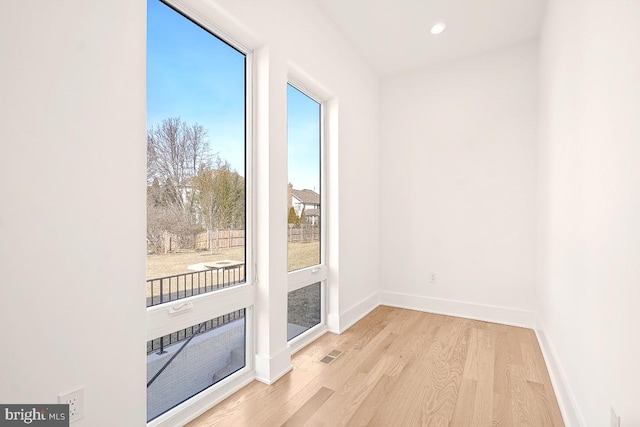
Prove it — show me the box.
[0,1,147,426]
[218,0,381,317]
[0,0,380,424]
[538,0,640,425]
[379,43,539,326]
[210,0,381,377]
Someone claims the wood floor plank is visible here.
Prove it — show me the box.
[362,320,448,425]
[356,332,399,374]
[507,364,537,426]
[450,378,478,425]
[258,309,404,426]
[188,307,564,427]
[521,342,545,383]
[281,386,334,427]
[256,381,331,426]
[493,330,524,396]
[471,327,496,426]
[345,374,395,426]
[528,381,565,427]
[369,316,470,425]
[493,393,514,426]
[463,327,480,380]
[309,354,404,425]
[418,319,471,425]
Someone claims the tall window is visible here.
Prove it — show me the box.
[287,84,321,272]
[287,83,325,342]
[146,0,250,423]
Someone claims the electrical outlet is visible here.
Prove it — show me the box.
[430,273,437,283]
[610,406,620,427]
[59,387,84,423]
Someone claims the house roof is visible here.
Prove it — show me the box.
[292,189,319,205]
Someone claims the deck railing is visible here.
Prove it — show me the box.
[146,263,245,308]
[146,310,245,355]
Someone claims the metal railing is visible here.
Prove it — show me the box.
[147,310,245,355]
[146,264,245,308]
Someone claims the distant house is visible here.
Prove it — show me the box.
[288,183,320,225]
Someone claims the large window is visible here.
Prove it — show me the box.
[287,83,326,344]
[146,0,246,285]
[287,84,321,271]
[146,1,251,423]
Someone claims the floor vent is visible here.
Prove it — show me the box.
[320,356,335,364]
[319,350,343,364]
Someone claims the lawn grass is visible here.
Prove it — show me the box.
[287,241,320,272]
[147,241,320,279]
[147,247,245,279]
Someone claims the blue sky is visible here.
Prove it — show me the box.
[147,0,320,192]
[287,84,321,193]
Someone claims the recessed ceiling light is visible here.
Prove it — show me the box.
[430,22,446,35]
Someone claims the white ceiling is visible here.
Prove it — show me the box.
[311,0,548,76]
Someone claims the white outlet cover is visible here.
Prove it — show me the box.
[59,387,85,423]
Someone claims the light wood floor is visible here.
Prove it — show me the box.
[188,306,564,426]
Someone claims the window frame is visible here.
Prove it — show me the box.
[146,1,256,425]
[286,78,329,353]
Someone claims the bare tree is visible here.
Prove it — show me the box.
[146,118,213,250]
[147,117,213,211]
[147,202,200,253]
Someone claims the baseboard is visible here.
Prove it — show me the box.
[327,311,340,334]
[328,292,380,334]
[535,315,584,427]
[380,291,537,329]
[254,346,292,385]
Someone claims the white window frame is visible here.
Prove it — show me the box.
[146,1,256,425]
[286,77,329,354]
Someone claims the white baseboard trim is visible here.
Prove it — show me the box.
[254,346,292,385]
[535,315,584,427]
[328,292,380,334]
[327,312,340,334]
[380,291,537,329]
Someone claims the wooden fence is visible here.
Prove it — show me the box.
[195,229,245,250]
[159,229,245,253]
[156,226,318,253]
[287,225,320,243]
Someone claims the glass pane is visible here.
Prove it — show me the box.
[287,84,321,272]
[146,0,246,307]
[147,309,246,422]
[287,282,321,341]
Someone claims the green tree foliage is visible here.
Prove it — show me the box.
[193,160,245,231]
[288,207,299,225]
